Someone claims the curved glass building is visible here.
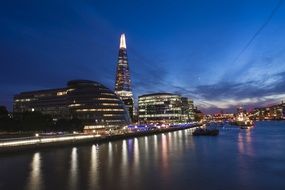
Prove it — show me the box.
[14,80,130,131]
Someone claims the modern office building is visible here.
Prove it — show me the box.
[114,33,134,121]
[138,93,193,124]
[186,99,196,121]
[181,97,189,121]
[13,80,131,131]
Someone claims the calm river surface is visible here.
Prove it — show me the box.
[0,121,285,190]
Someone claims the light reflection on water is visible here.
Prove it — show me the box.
[88,145,99,190]
[69,147,78,190]
[107,142,113,172]
[161,134,170,178]
[1,121,285,190]
[120,139,128,189]
[133,138,140,174]
[144,136,149,157]
[153,134,158,162]
[238,129,253,156]
[26,152,42,190]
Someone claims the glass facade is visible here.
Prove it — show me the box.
[138,93,192,124]
[14,80,131,130]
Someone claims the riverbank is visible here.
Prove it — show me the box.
[0,124,200,153]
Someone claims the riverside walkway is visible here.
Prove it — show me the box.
[0,123,201,152]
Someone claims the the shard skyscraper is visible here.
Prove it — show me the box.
[115,33,134,121]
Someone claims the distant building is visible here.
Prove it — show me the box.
[114,33,134,121]
[138,93,193,124]
[253,101,285,120]
[193,108,204,122]
[13,80,131,131]
[209,112,234,122]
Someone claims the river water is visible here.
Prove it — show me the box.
[0,121,285,190]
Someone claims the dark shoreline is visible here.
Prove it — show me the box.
[0,125,200,153]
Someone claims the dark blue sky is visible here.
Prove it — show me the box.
[1,0,285,113]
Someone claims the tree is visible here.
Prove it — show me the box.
[54,118,84,132]
[0,106,8,118]
[19,111,53,131]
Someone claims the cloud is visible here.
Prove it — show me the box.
[152,70,285,113]
[191,71,285,112]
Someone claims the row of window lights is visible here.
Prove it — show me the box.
[76,108,125,112]
[138,114,182,117]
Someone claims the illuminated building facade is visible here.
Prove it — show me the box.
[252,101,285,120]
[114,33,134,121]
[14,80,130,131]
[187,99,195,120]
[138,93,192,124]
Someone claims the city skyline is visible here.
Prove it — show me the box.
[1,0,285,113]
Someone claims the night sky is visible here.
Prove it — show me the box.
[1,0,285,113]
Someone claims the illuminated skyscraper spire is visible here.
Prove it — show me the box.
[115,33,134,121]
[120,33,127,49]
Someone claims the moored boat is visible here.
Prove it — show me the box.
[192,128,219,136]
[234,107,254,128]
